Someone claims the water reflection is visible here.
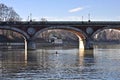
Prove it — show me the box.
[0,49,27,76]
[0,46,96,79]
[1,45,120,79]
[78,49,94,66]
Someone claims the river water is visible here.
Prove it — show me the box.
[0,44,120,80]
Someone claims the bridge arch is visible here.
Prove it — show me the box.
[92,26,120,41]
[0,26,31,51]
[0,26,30,40]
[32,26,88,49]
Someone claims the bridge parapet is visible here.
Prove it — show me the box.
[0,21,120,26]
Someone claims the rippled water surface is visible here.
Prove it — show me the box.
[1,45,120,80]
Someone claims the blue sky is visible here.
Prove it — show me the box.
[0,0,120,21]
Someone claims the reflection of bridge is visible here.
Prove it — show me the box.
[0,21,120,50]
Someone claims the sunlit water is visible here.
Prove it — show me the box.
[0,45,120,80]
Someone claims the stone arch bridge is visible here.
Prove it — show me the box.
[0,21,120,50]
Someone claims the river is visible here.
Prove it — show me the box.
[0,44,120,80]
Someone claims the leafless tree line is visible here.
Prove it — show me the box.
[94,29,120,42]
[0,3,21,21]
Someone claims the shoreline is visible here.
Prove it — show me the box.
[93,42,120,45]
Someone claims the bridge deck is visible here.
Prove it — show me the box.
[0,21,120,26]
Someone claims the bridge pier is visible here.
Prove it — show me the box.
[27,40,36,50]
[85,39,93,50]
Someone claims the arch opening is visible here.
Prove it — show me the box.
[0,26,30,40]
[32,26,87,50]
[0,26,30,52]
[93,28,120,43]
[0,28,27,50]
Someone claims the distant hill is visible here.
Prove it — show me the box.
[94,29,120,42]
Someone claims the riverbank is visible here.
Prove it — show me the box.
[36,43,79,49]
[0,42,79,49]
[93,41,120,45]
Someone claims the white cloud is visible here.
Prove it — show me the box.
[69,7,84,13]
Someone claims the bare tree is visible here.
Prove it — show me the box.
[0,3,21,21]
[0,3,22,40]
